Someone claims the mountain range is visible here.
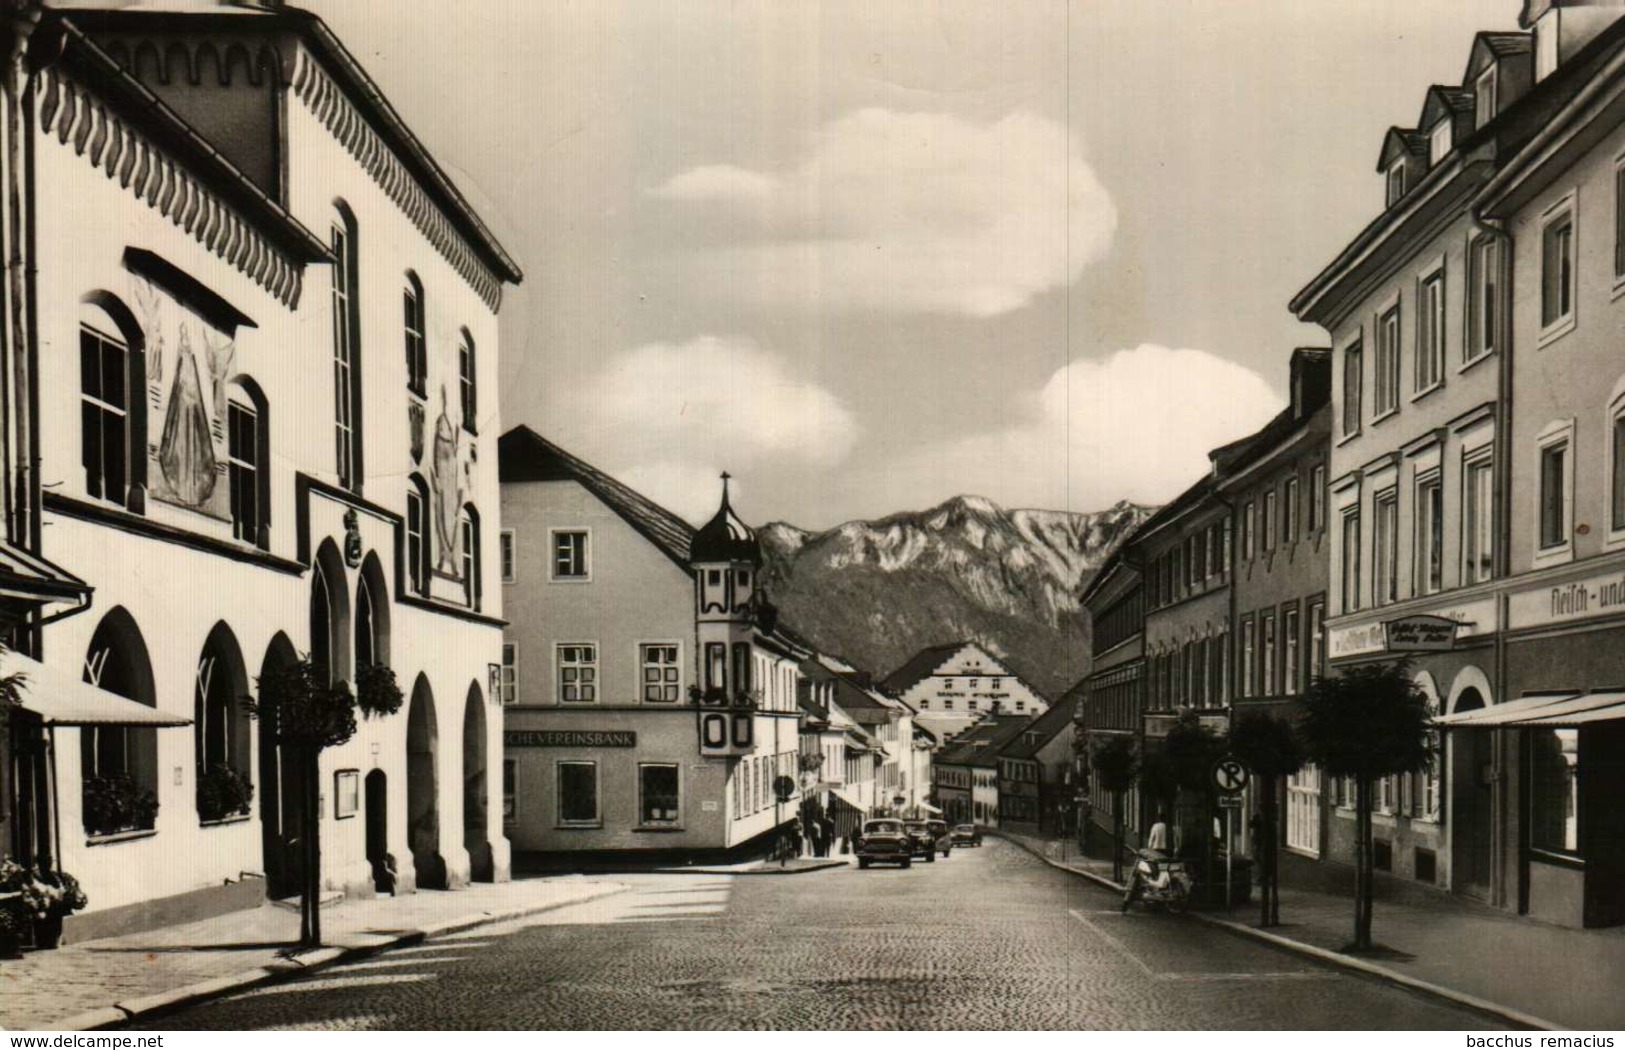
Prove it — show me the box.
[757,496,1157,699]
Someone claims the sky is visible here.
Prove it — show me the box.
[305,0,1521,529]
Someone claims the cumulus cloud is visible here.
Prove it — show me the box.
[649,108,1116,317]
[567,336,858,522]
[878,344,1284,512]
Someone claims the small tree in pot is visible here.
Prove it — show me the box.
[245,656,358,948]
[1091,735,1137,882]
[1228,713,1304,927]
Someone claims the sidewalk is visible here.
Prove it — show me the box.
[998,830,1625,1031]
[0,876,628,1031]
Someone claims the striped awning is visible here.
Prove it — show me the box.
[1434,692,1625,729]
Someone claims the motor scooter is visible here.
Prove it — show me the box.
[1120,849,1191,913]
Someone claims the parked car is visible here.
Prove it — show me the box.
[902,820,938,862]
[951,824,982,848]
[927,820,952,858]
[854,818,912,869]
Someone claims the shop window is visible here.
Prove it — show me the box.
[81,608,158,836]
[195,624,250,822]
[639,764,681,827]
[1530,727,1580,856]
[556,761,599,827]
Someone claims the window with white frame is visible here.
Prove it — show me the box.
[1240,618,1256,698]
[1283,475,1300,543]
[1242,502,1255,560]
[1537,422,1575,556]
[500,529,516,583]
[1475,66,1497,128]
[1463,453,1494,583]
[1283,606,1301,694]
[1260,612,1277,697]
[1342,340,1363,437]
[1417,267,1445,392]
[1341,509,1362,614]
[500,642,517,704]
[557,643,598,703]
[1263,490,1277,552]
[641,644,681,703]
[1616,159,1625,283]
[1429,119,1452,165]
[556,760,599,826]
[1373,489,1398,607]
[1386,164,1405,208]
[1308,601,1325,682]
[1541,196,1576,335]
[1376,304,1401,417]
[551,529,589,580]
[1468,235,1499,363]
[1416,472,1444,596]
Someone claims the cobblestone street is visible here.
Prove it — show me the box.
[130,840,1508,1030]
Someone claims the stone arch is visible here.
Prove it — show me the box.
[356,551,391,670]
[1446,665,1495,900]
[406,673,444,889]
[311,538,352,685]
[462,682,492,882]
[80,606,159,835]
[195,621,252,821]
[1447,664,1494,713]
[1412,669,1442,712]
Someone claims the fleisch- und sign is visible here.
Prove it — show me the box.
[1383,615,1461,652]
[503,730,636,748]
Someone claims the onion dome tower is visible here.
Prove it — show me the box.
[690,473,760,756]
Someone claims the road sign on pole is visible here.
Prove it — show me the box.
[1212,756,1249,795]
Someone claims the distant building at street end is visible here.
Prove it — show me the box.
[884,640,1050,746]
[930,713,1030,826]
[498,427,807,863]
[996,695,1081,836]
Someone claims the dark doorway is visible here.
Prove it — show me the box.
[365,769,389,894]
[463,685,492,882]
[1451,687,1493,901]
[257,634,306,900]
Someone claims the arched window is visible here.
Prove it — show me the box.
[403,272,426,398]
[79,294,148,513]
[330,202,363,491]
[406,474,431,597]
[227,378,270,548]
[195,623,252,822]
[461,504,482,610]
[458,330,477,434]
[356,552,391,670]
[82,608,159,836]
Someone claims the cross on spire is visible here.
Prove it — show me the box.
[720,471,732,505]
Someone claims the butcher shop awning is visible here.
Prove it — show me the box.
[829,786,867,813]
[5,649,190,727]
[1433,691,1625,729]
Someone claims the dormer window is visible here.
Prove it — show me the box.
[1386,163,1406,207]
[1429,120,1452,165]
[1475,66,1497,129]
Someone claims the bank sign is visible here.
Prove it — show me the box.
[503,730,637,748]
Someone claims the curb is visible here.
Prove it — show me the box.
[652,860,850,877]
[38,881,631,1032]
[991,833,1562,1032]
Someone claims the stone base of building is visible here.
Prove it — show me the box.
[62,873,268,945]
[512,819,797,874]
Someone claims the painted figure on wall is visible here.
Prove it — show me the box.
[433,385,462,571]
[133,275,235,520]
[158,323,218,506]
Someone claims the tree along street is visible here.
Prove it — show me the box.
[129,840,1510,1030]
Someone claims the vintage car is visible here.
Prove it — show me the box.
[854,818,913,869]
[902,820,939,862]
[926,819,952,858]
[950,824,982,848]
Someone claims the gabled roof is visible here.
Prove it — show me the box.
[879,642,972,695]
[1420,85,1475,132]
[999,697,1078,760]
[1377,126,1430,171]
[1467,30,1533,82]
[498,426,695,573]
[936,714,1031,768]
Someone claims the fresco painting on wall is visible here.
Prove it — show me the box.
[134,275,235,521]
[432,384,464,573]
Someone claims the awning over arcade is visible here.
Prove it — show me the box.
[4,649,190,727]
[1435,691,1625,729]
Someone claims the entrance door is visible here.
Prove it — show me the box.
[257,637,306,900]
[1583,723,1625,926]
[1451,688,1493,900]
[365,769,388,894]
[1286,763,1321,855]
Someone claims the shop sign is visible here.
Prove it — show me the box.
[503,730,636,748]
[1383,615,1461,651]
[1508,568,1625,631]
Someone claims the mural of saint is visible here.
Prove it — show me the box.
[432,385,462,571]
[157,322,218,506]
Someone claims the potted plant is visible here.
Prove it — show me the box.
[355,662,404,719]
[197,763,255,822]
[83,773,159,836]
[24,869,87,949]
[0,859,29,959]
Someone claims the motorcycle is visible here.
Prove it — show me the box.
[1120,849,1191,914]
